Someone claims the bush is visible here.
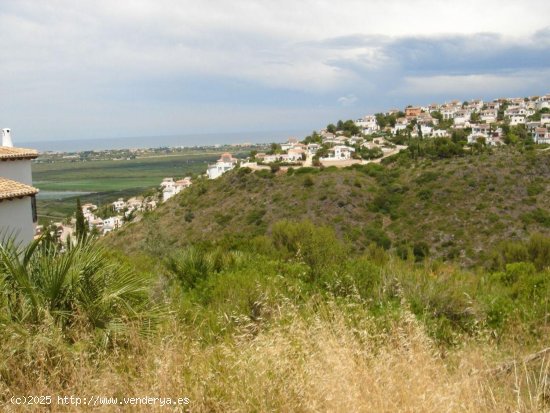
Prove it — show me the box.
[527,233,550,270]
[491,234,550,270]
[413,242,430,261]
[237,167,252,176]
[303,176,314,187]
[0,237,154,336]
[500,262,536,286]
[521,208,550,227]
[184,210,195,222]
[247,208,266,226]
[294,167,318,175]
[364,226,392,250]
[271,220,345,279]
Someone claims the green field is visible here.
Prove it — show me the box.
[33,150,241,222]
[33,153,223,191]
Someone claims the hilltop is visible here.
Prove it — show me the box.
[106,146,550,266]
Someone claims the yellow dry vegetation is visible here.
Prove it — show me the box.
[3,302,548,412]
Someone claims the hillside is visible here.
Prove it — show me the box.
[106,146,550,266]
[6,148,550,412]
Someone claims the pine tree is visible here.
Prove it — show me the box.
[75,198,87,239]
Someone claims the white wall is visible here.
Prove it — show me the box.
[0,197,35,246]
[0,159,33,185]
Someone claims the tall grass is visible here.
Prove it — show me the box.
[1,222,549,411]
[2,300,549,412]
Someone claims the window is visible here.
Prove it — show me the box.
[31,195,37,223]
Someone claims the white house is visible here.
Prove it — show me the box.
[509,114,526,126]
[416,112,438,126]
[320,145,355,161]
[281,137,299,151]
[471,124,491,136]
[286,148,305,162]
[441,109,453,120]
[468,99,484,111]
[526,121,541,136]
[480,110,497,123]
[453,110,471,126]
[112,198,126,212]
[162,176,192,202]
[432,129,449,138]
[355,115,379,134]
[207,153,237,179]
[102,216,123,234]
[392,117,409,135]
[307,143,320,155]
[418,124,433,137]
[0,129,39,246]
[535,95,550,110]
[541,113,550,126]
[534,127,550,144]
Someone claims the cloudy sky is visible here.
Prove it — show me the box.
[1,0,549,141]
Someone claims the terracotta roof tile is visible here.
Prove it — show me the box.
[0,147,39,160]
[0,177,39,200]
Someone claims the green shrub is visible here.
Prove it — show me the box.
[184,210,195,223]
[167,246,213,290]
[413,242,430,261]
[526,181,544,196]
[417,189,432,200]
[237,167,252,176]
[521,208,550,227]
[415,171,438,184]
[0,237,154,335]
[271,220,345,279]
[247,208,266,226]
[303,176,314,187]
[500,262,536,286]
[294,167,318,175]
[364,226,392,250]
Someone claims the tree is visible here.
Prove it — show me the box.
[75,198,87,239]
[431,111,443,122]
[268,143,282,155]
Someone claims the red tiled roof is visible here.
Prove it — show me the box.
[0,177,39,200]
[0,147,38,160]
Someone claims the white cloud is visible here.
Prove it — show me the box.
[337,94,358,106]
[1,1,550,139]
[397,70,550,98]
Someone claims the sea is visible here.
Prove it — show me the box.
[19,130,310,153]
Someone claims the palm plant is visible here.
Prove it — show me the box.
[0,235,158,338]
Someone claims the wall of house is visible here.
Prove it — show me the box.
[0,159,33,185]
[0,197,35,245]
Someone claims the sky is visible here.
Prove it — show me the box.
[0,0,549,142]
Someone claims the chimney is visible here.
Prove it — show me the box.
[2,128,13,147]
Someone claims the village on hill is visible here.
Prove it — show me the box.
[242,92,550,171]
[26,92,550,242]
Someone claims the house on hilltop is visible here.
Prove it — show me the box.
[405,107,422,119]
[162,176,192,202]
[0,128,39,245]
[207,152,237,179]
[320,145,355,161]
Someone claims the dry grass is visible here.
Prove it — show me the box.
[2,302,549,412]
